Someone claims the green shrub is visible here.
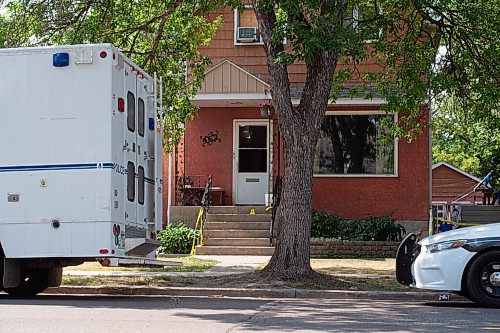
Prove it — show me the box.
[311,211,406,242]
[157,222,200,254]
[311,210,343,238]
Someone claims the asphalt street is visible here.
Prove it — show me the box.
[0,294,499,333]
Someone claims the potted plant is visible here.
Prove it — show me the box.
[259,101,272,117]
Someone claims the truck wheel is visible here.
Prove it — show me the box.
[4,268,49,297]
[466,250,500,308]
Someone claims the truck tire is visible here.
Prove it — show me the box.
[465,250,500,308]
[4,268,49,297]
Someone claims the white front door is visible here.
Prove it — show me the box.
[234,120,270,205]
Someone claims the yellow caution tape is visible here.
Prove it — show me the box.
[434,217,480,227]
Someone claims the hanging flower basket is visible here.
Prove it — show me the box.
[259,101,272,117]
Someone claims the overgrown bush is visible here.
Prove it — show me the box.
[157,222,200,254]
[311,211,406,242]
[311,210,343,238]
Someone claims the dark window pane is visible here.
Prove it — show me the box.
[238,149,267,173]
[127,91,135,132]
[239,126,267,148]
[314,115,395,175]
[127,162,135,202]
[138,98,145,137]
[138,166,145,205]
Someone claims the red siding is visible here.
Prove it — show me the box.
[178,106,430,222]
[312,131,430,221]
[432,165,480,204]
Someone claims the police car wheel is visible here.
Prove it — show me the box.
[466,250,500,308]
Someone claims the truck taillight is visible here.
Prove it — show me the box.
[118,98,125,112]
[100,51,108,59]
[99,249,109,254]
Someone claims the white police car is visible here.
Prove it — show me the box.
[396,223,500,307]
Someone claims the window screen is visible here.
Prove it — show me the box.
[138,166,145,205]
[127,162,135,202]
[138,98,145,137]
[127,91,135,132]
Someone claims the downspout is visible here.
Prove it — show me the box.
[167,150,173,226]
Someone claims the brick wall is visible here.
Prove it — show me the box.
[311,240,400,258]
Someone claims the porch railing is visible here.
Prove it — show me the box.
[190,175,212,255]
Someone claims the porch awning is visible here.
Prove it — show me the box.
[193,60,271,107]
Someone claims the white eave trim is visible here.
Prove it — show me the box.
[194,93,386,105]
[194,93,270,100]
[432,161,482,183]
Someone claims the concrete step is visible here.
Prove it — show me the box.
[205,229,269,238]
[206,214,271,222]
[196,246,275,256]
[205,221,271,230]
[209,206,269,215]
[203,238,271,247]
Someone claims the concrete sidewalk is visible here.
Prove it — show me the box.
[53,255,457,301]
[64,255,272,278]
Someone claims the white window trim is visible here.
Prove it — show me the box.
[352,6,383,44]
[313,111,399,178]
[234,6,264,46]
[233,5,287,46]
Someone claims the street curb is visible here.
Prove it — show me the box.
[45,286,466,302]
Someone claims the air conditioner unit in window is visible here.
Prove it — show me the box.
[237,27,260,43]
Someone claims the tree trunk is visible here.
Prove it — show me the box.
[264,130,317,278]
[254,1,340,279]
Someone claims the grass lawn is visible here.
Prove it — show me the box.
[64,256,219,273]
[62,257,409,292]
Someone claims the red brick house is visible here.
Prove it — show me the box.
[163,5,431,236]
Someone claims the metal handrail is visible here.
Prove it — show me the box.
[269,176,282,245]
[190,175,212,255]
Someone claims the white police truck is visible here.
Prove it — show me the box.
[0,44,163,296]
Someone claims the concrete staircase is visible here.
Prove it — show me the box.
[196,206,275,255]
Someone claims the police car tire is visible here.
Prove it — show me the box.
[466,250,500,308]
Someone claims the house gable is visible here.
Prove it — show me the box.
[194,60,270,107]
[432,162,481,201]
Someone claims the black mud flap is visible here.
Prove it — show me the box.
[396,233,418,286]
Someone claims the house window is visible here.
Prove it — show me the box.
[344,4,382,42]
[234,6,262,45]
[138,97,145,137]
[127,91,135,132]
[313,114,396,176]
[127,162,135,202]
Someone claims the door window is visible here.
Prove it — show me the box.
[127,162,135,202]
[238,125,267,173]
[127,91,135,132]
[138,98,145,137]
[138,166,145,205]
